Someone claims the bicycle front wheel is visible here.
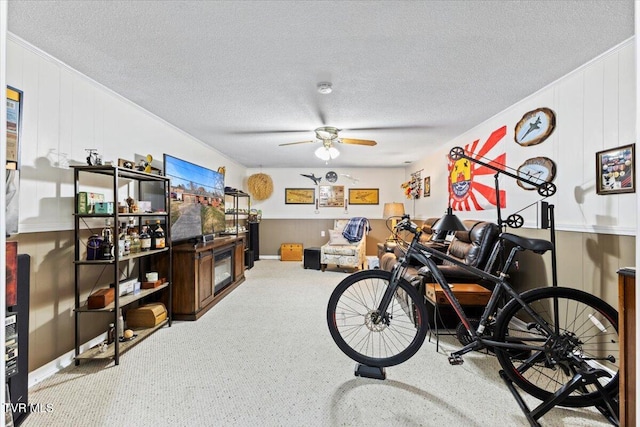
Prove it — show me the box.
[327,269,428,367]
[494,287,619,407]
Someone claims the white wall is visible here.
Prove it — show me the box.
[406,38,636,237]
[246,167,405,220]
[6,35,247,233]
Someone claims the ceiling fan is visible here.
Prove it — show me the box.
[278,126,377,148]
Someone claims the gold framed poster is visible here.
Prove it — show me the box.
[348,188,379,205]
[319,185,344,207]
[284,188,315,204]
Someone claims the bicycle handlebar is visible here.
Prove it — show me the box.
[395,214,420,235]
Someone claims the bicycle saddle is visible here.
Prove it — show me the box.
[500,233,554,254]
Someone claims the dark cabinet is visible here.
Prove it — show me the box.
[249,221,260,261]
[618,267,636,427]
[197,250,215,308]
[234,237,245,281]
[172,236,245,320]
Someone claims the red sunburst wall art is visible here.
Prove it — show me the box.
[448,126,507,211]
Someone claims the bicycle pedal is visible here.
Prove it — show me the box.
[448,355,464,365]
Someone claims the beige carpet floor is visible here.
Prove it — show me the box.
[23,260,613,426]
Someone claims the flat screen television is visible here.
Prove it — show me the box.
[163,154,225,242]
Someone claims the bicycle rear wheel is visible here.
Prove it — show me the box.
[494,287,619,407]
[327,269,428,367]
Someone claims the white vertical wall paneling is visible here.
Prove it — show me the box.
[618,44,636,145]
[405,39,635,236]
[7,36,248,232]
[555,70,586,230]
[616,45,637,228]
[602,52,620,148]
[582,60,606,229]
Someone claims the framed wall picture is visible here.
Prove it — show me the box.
[285,188,315,204]
[6,86,23,166]
[596,144,635,195]
[319,185,344,207]
[423,177,431,197]
[348,188,379,205]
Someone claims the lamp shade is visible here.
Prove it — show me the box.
[383,202,405,219]
[315,146,340,161]
[433,207,466,232]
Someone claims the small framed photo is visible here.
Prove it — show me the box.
[319,185,344,207]
[596,144,635,195]
[348,188,379,205]
[423,177,431,197]
[285,188,315,204]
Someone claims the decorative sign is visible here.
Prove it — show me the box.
[514,107,556,147]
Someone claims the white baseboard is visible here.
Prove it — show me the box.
[259,255,280,260]
[28,333,107,388]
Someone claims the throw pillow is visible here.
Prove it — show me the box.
[329,229,351,245]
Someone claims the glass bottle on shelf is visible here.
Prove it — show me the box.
[117,309,124,339]
[130,232,141,254]
[100,219,114,259]
[139,224,151,251]
[152,220,165,249]
[107,323,115,345]
[127,217,136,235]
[119,222,130,256]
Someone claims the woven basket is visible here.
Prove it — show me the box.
[247,173,274,201]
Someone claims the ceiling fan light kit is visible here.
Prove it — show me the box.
[315,145,340,161]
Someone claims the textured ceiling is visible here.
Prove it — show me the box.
[7,1,635,168]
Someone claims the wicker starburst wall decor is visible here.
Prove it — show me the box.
[247,173,274,201]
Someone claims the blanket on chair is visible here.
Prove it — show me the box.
[342,217,371,243]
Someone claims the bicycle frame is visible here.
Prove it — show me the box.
[380,220,554,354]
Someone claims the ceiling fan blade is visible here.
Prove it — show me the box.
[230,129,310,135]
[278,140,316,147]
[344,125,431,131]
[339,138,377,146]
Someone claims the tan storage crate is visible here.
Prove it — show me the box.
[280,243,303,261]
[126,302,167,328]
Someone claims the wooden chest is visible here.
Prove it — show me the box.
[425,283,491,307]
[88,288,115,309]
[281,243,303,261]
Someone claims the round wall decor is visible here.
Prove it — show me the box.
[516,157,556,190]
[514,107,556,147]
[325,171,338,183]
[247,173,274,200]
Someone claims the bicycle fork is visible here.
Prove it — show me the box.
[370,261,406,326]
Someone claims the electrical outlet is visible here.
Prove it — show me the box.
[321,230,326,237]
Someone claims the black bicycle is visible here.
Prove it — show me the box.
[326,215,619,411]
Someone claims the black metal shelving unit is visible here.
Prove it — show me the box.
[72,165,172,365]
